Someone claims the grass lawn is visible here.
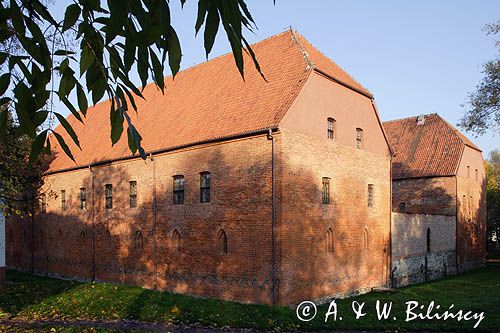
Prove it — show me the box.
[0,264,499,332]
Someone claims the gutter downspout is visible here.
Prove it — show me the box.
[267,128,278,304]
[388,153,393,287]
[90,166,96,281]
[151,153,158,290]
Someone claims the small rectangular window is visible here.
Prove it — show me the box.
[327,118,335,139]
[322,177,330,204]
[200,172,211,203]
[367,184,374,207]
[130,181,137,208]
[356,128,363,149]
[61,190,66,211]
[173,176,185,205]
[40,193,46,213]
[80,188,86,210]
[105,184,113,209]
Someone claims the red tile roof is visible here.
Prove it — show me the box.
[383,114,481,180]
[48,30,371,173]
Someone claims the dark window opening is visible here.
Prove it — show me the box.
[80,188,86,210]
[327,228,334,252]
[367,184,374,207]
[135,231,143,251]
[426,227,431,252]
[80,231,86,248]
[218,229,228,255]
[327,118,336,139]
[40,194,46,213]
[399,201,407,212]
[105,184,113,209]
[173,176,185,205]
[356,128,363,149]
[200,172,211,203]
[61,190,66,211]
[363,229,368,250]
[130,181,137,208]
[172,229,181,251]
[322,177,330,204]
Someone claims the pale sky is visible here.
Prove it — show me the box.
[52,0,500,157]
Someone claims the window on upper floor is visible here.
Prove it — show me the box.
[105,184,113,209]
[200,172,211,203]
[327,118,336,139]
[80,188,86,210]
[61,190,66,211]
[130,181,137,208]
[356,128,363,149]
[367,184,374,207]
[173,176,185,205]
[322,177,330,204]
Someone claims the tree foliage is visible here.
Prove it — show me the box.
[0,105,50,218]
[486,149,500,248]
[459,21,500,135]
[0,0,263,162]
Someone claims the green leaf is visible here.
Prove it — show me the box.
[76,84,88,115]
[110,101,124,146]
[55,112,81,149]
[52,130,75,162]
[150,51,164,91]
[167,28,182,77]
[54,50,76,56]
[80,43,94,76]
[195,0,208,35]
[59,95,83,123]
[63,4,81,32]
[0,73,10,95]
[29,130,48,165]
[204,5,220,57]
[137,46,149,87]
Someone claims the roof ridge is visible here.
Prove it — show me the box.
[435,114,482,152]
[289,29,315,70]
[382,113,438,124]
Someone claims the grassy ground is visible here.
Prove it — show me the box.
[0,265,499,332]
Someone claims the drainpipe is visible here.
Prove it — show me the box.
[151,153,158,290]
[267,128,278,304]
[90,165,96,281]
[388,153,393,287]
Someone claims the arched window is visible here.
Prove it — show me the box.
[80,231,86,248]
[218,229,228,255]
[326,228,334,252]
[426,228,431,253]
[135,231,143,251]
[363,229,369,250]
[106,229,112,248]
[172,229,181,251]
[327,118,336,139]
[356,128,363,149]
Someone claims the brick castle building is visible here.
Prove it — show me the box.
[5,31,485,303]
[384,114,486,286]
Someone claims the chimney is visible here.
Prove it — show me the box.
[417,115,426,125]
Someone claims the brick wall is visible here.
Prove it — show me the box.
[392,177,456,215]
[391,212,456,287]
[277,128,391,304]
[7,134,276,304]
